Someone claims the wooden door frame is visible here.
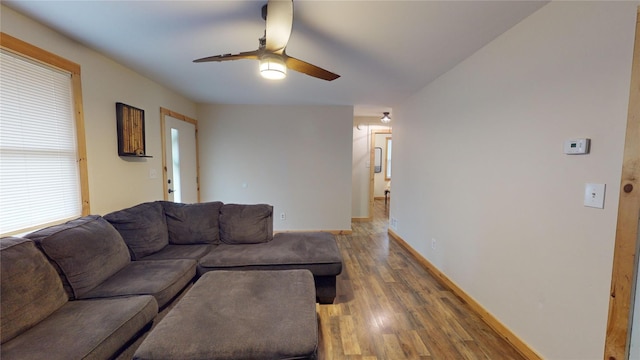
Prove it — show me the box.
[604,7,640,360]
[369,129,392,219]
[160,107,201,203]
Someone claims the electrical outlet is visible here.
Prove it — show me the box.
[431,238,437,250]
[389,217,398,230]
[280,212,286,221]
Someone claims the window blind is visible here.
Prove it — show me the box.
[0,49,81,235]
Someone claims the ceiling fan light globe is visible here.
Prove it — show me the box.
[259,55,287,80]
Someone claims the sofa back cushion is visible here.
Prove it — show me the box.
[161,201,223,244]
[26,215,131,299]
[104,202,168,260]
[219,204,273,244]
[1,237,68,344]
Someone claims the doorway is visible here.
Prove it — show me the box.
[369,129,392,219]
[160,107,200,203]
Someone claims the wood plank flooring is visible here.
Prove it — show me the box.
[317,199,525,360]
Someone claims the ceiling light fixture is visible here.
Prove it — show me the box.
[259,54,287,80]
[381,112,391,123]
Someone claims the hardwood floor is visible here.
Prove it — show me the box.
[317,199,525,360]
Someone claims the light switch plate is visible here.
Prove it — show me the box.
[584,183,605,209]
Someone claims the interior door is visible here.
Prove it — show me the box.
[163,114,198,203]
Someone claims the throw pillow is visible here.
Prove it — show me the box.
[104,202,168,260]
[219,204,273,244]
[161,201,223,244]
[25,215,131,299]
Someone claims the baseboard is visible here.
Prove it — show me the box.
[387,229,542,360]
[275,229,352,235]
[351,217,371,222]
[327,229,352,235]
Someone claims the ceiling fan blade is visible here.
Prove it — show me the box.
[193,50,259,63]
[284,56,340,81]
[264,0,293,54]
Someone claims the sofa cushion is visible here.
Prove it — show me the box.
[80,259,196,308]
[198,232,342,276]
[1,295,157,360]
[140,244,213,261]
[25,215,131,299]
[161,201,223,244]
[0,237,68,344]
[104,202,169,260]
[219,204,273,244]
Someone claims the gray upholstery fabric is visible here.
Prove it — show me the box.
[161,201,223,244]
[26,215,131,299]
[104,202,169,260]
[0,237,68,344]
[1,295,157,360]
[219,203,273,244]
[80,259,196,308]
[133,270,317,360]
[198,232,343,276]
[140,244,213,261]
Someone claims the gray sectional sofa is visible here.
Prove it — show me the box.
[0,201,343,360]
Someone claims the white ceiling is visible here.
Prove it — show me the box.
[4,1,548,117]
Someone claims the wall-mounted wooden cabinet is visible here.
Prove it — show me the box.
[116,102,151,157]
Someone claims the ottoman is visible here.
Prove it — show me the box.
[197,232,343,304]
[133,270,318,360]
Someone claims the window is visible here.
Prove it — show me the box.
[0,33,89,236]
[170,128,182,203]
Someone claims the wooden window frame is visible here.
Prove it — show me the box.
[0,32,90,223]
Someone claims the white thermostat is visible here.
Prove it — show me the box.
[564,138,590,155]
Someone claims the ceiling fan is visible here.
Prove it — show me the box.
[193,0,340,81]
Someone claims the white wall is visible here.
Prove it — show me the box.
[390,2,637,359]
[4,4,353,232]
[197,104,353,232]
[1,6,198,215]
